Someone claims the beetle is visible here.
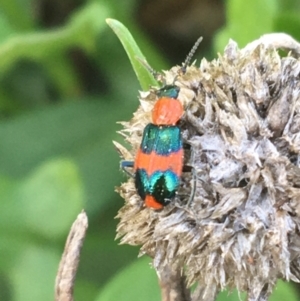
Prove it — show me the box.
[121,37,202,209]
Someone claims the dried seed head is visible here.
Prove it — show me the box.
[116,34,300,300]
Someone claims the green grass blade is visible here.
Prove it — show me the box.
[106,18,158,90]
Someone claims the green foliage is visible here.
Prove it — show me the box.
[95,257,160,301]
[274,12,300,41]
[0,3,109,73]
[106,19,158,90]
[269,281,299,301]
[10,245,60,301]
[0,0,299,301]
[0,159,83,301]
[214,0,299,52]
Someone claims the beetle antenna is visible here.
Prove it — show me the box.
[135,56,164,82]
[181,36,203,74]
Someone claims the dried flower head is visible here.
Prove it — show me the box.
[116,33,300,301]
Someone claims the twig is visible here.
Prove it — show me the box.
[55,211,88,301]
[158,266,191,301]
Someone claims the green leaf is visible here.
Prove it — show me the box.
[9,244,60,301]
[0,101,103,175]
[0,158,84,239]
[76,217,138,293]
[0,226,25,272]
[106,18,158,91]
[16,158,84,239]
[0,99,132,213]
[69,2,110,51]
[269,280,298,301]
[95,257,160,301]
[0,0,34,31]
[0,11,16,43]
[214,0,279,51]
[74,279,99,301]
[0,2,109,73]
[274,12,300,41]
[0,175,25,231]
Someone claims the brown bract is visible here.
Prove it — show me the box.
[116,33,300,301]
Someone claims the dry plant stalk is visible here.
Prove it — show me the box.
[55,211,88,301]
[116,33,300,301]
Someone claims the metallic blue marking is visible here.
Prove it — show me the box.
[156,85,180,99]
[140,124,182,155]
[135,168,180,206]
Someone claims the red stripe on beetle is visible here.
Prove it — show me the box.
[134,149,183,176]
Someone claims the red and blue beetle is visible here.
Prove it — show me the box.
[121,38,202,210]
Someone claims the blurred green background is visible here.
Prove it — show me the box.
[0,0,300,301]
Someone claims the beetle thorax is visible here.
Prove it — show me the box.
[152,97,183,125]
